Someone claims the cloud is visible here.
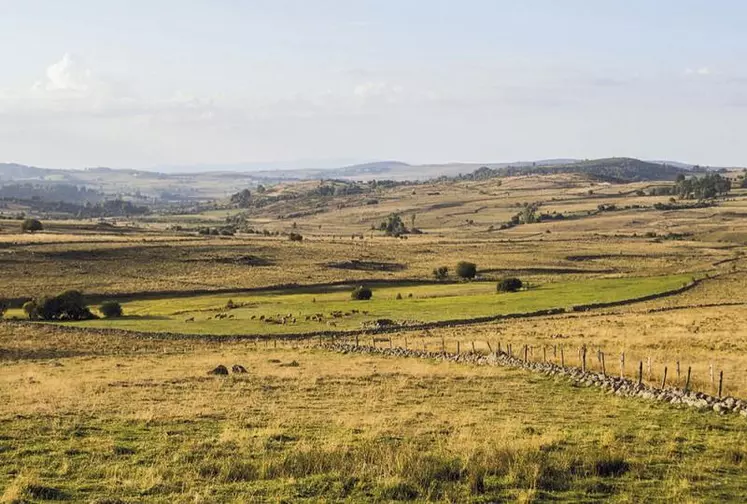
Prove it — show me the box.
[685,67,711,76]
[36,53,96,92]
[353,81,404,101]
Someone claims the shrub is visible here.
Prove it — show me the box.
[498,278,523,292]
[21,218,43,233]
[0,301,7,319]
[289,232,303,242]
[432,266,449,281]
[26,290,95,321]
[23,300,39,320]
[100,300,123,318]
[455,261,477,279]
[351,285,373,300]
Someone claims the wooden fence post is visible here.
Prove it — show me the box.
[404,337,407,349]
[389,338,392,349]
[486,341,493,353]
[457,341,460,356]
[620,352,625,378]
[560,345,565,368]
[647,356,652,381]
[661,366,668,388]
[471,341,476,353]
[601,352,606,377]
[524,345,528,362]
[441,337,445,354]
[710,363,715,390]
[355,335,359,348]
[684,366,692,393]
[718,370,724,399]
[676,361,680,384]
[637,361,643,386]
[543,346,547,363]
[582,346,587,373]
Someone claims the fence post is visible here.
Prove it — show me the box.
[620,352,625,378]
[718,370,724,399]
[471,341,476,353]
[560,345,565,368]
[404,337,408,349]
[524,345,528,362]
[647,356,652,381]
[389,338,392,349]
[684,366,692,393]
[710,363,715,390]
[457,341,460,356]
[601,352,606,377]
[441,337,445,354]
[637,361,643,387]
[355,335,359,348]
[676,361,680,383]
[486,341,493,353]
[661,366,668,388]
[543,346,547,363]
[582,346,587,373]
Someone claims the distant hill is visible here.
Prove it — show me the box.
[493,158,689,182]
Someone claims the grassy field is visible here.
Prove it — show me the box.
[2,172,747,502]
[24,274,695,336]
[1,325,747,503]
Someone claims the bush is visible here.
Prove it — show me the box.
[497,278,523,292]
[351,285,373,300]
[25,290,95,321]
[21,218,43,233]
[0,301,7,319]
[455,261,477,279]
[100,300,123,318]
[23,300,39,320]
[432,266,449,281]
[289,232,303,242]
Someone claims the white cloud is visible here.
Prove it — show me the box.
[353,81,404,101]
[685,67,711,76]
[38,53,96,92]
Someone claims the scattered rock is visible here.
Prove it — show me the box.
[232,364,248,374]
[208,365,229,376]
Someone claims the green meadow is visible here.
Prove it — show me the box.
[51,274,695,336]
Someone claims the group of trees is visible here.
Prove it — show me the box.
[674,173,731,200]
[19,290,122,321]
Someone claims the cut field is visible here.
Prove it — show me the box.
[27,274,699,336]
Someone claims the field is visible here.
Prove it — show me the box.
[3,171,747,501]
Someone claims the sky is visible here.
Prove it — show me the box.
[0,0,745,169]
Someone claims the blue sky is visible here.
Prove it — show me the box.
[1,0,745,169]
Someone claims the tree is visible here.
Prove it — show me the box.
[351,285,373,300]
[100,301,123,318]
[498,278,523,292]
[229,189,252,208]
[455,261,477,279]
[21,218,43,233]
[432,266,449,281]
[380,214,408,237]
[26,290,95,321]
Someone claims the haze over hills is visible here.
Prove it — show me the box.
[0,157,737,203]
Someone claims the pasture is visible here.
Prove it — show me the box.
[3,171,747,501]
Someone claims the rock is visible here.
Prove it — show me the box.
[740,409,747,418]
[713,403,726,414]
[208,365,229,376]
[232,364,248,374]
